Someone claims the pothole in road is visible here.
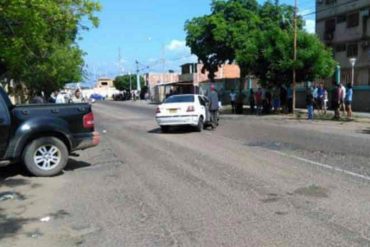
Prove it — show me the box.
[246,141,297,151]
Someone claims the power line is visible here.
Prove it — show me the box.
[301,0,364,17]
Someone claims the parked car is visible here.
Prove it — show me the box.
[155,94,211,132]
[90,93,105,101]
[0,87,100,176]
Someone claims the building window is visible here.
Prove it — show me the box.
[347,43,358,57]
[335,44,346,52]
[347,12,359,28]
[325,18,336,32]
[336,15,346,23]
[325,0,336,5]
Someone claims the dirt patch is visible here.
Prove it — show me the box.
[293,185,329,198]
[275,211,288,216]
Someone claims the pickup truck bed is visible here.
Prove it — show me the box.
[0,88,99,176]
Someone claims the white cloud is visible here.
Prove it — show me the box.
[165,39,190,53]
[304,19,315,34]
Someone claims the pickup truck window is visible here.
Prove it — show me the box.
[0,87,12,109]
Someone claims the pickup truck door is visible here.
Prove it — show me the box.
[0,95,11,157]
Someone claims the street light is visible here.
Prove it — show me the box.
[349,57,357,86]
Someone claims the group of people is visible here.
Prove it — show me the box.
[306,82,353,120]
[30,89,86,104]
[238,85,293,115]
[305,83,329,120]
[227,82,354,121]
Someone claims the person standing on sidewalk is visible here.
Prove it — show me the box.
[345,83,353,119]
[340,83,346,116]
[249,89,255,114]
[255,87,263,115]
[323,87,329,115]
[209,84,220,128]
[287,85,293,113]
[306,88,314,120]
[332,84,342,120]
[272,86,281,113]
[229,89,237,114]
[317,83,325,114]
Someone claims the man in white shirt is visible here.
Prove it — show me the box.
[55,91,66,104]
[229,90,237,114]
[340,83,346,115]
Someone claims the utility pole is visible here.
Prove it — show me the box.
[129,71,132,92]
[292,0,298,114]
[136,60,141,92]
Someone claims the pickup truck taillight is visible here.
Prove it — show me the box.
[83,112,95,129]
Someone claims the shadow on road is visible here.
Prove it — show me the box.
[0,159,92,179]
[0,164,30,182]
[360,128,370,134]
[148,127,199,135]
[64,159,92,171]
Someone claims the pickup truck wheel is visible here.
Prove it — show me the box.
[23,137,68,177]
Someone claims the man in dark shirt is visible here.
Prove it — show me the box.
[306,89,314,120]
[208,84,219,128]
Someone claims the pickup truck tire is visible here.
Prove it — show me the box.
[22,137,69,177]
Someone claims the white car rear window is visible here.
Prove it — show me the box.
[165,95,194,103]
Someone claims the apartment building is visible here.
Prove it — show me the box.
[316,0,370,86]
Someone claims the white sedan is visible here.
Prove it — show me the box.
[155,94,210,132]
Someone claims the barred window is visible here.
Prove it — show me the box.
[347,12,359,28]
[347,44,358,57]
[335,44,346,52]
[325,18,336,32]
[336,15,346,23]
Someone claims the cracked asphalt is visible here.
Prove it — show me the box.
[1,100,370,247]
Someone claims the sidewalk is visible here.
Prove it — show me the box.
[220,105,370,123]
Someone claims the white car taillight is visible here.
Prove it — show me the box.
[187,106,195,112]
[156,107,161,114]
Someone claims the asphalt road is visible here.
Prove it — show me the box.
[1,100,370,247]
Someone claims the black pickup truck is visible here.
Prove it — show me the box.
[0,88,100,176]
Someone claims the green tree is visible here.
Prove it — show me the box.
[0,0,101,99]
[185,14,234,82]
[186,0,336,96]
[185,0,260,88]
[113,75,145,91]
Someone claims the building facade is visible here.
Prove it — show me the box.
[179,63,241,86]
[316,0,370,111]
[316,0,370,85]
[145,72,180,89]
